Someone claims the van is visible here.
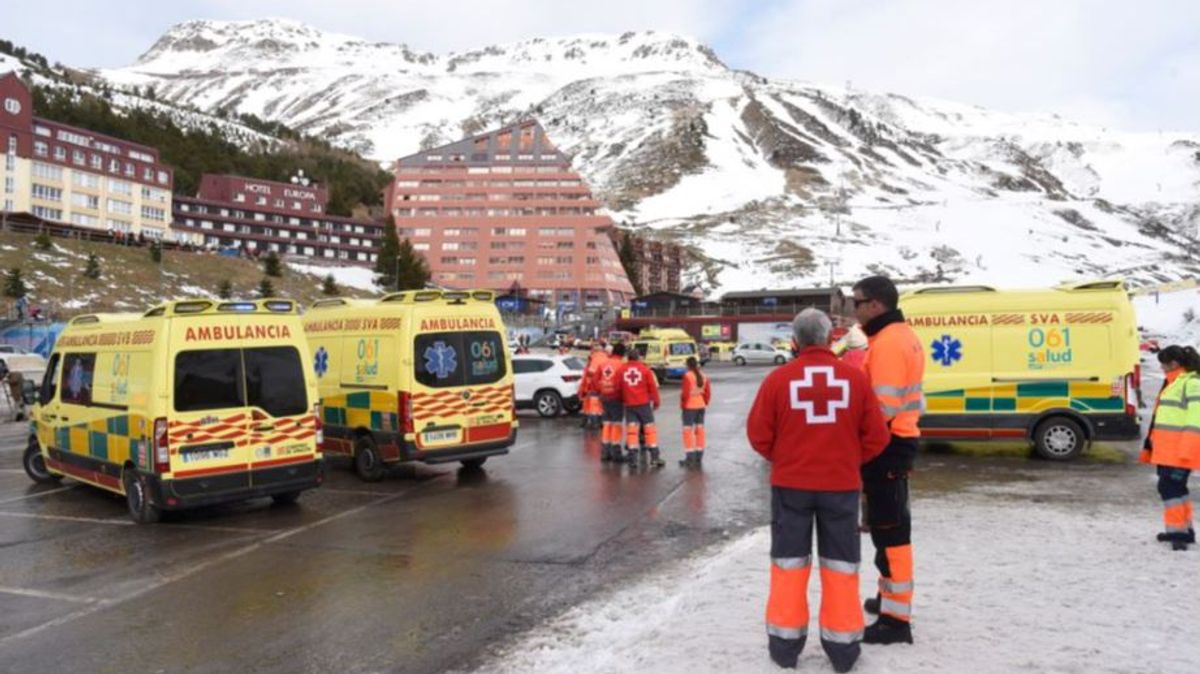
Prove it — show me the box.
[902,280,1141,460]
[631,328,699,383]
[304,289,517,481]
[23,299,323,523]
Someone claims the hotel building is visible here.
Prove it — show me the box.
[385,120,634,309]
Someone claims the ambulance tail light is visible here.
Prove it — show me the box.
[153,417,170,473]
[397,392,414,434]
[1123,372,1139,417]
[312,403,324,448]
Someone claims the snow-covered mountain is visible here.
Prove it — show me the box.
[94,19,1200,291]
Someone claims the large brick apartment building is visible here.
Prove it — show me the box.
[385,120,635,310]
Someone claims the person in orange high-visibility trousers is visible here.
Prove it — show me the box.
[851,276,925,645]
[679,356,712,468]
[1143,345,1199,550]
[593,342,627,463]
[619,348,663,467]
[748,309,890,672]
[579,344,606,430]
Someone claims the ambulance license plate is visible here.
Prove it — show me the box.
[181,448,230,463]
[422,428,460,445]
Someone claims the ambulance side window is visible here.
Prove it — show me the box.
[464,331,506,385]
[60,353,96,406]
[175,349,245,412]
[414,333,465,388]
[245,347,307,417]
[39,354,60,405]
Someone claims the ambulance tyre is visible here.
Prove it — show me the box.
[271,490,302,506]
[535,390,564,418]
[123,470,161,524]
[1033,416,1086,461]
[354,436,385,482]
[460,457,487,470]
[23,438,60,485]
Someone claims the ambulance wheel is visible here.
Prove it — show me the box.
[1033,416,1086,461]
[23,438,60,485]
[354,436,385,482]
[271,490,302,505]
[460,457,487,470]
[734,356,747,366]
[123,470,161,524]
[535,390,563,417]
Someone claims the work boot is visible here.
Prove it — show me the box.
[626,450,640,465]
[1172,539,1190,551]
[648,448,665,468]
[863,617,913,645]
[600,445,612,463]
[864,594,880,615]
[678,452,695,467]
[1157,529,1196,543]
[824,642,861,673]
[767,635,804,669]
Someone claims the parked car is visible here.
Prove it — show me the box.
[0,345,32,355]
[513,354,586,417]
[731,342,792,366]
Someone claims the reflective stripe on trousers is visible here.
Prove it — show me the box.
[878,544,914,623]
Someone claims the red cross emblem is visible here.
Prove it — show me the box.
[602,365,615,380]
[788,366,849,424]
[623,367,643,386]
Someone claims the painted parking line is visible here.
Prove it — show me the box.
[0,586,102,605]
[0,485,75,506]
[0,511,132,526]
[0,473,448,647]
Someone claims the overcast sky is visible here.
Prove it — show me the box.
[4,0,1198,132]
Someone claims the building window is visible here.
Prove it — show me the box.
[33,141,47,157]
[53,146,66,161]
[256,196,267,206]
[32,162,63,180]
[108,178,132,195]
[90,154,102,170]
[31,184,63,202]
[157,171,168,185]
[124,163,134,177]
[141,206,166,221]
[32,205,63,221]
[105,198,132,215]
[71,193,100,209]
[73,172,100,189]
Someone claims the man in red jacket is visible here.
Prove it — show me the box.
[619,349,662,467]
[747,309,890,673]
[594,342,627,462]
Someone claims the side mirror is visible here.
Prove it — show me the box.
[38,385,54,407]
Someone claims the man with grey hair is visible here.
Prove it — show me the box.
[748,308,890,672]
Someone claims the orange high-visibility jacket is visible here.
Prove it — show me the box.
[865,321,925,438]
[1149,371,1200,470]
[680,370,711,410]
[579,351,604,397]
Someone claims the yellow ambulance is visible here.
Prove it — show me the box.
[631,328,699,383]
[23,299,323,523]
[304,289,517,481]
[902,280,1141,460]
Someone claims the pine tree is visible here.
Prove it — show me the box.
[263,251,283,278]
[321,274,339,296]
[150,242,162,264]
[618,231,644,296]
[373,215,401,290]
[217,279,233,299]
[82,252,101,280]
[396,237,431,291]
[257,277,275,298]
[34,232,52,250]
[3,267,27,299]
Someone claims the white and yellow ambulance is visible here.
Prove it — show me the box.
[631,328,698,383]
[304,289,517,481]
[23,299,323,523]
[902,280,1141,460]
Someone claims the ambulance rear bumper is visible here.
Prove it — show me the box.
[1086,413,1141,441]
[152,458,325,509]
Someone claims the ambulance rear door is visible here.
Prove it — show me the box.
[411,329,511,451]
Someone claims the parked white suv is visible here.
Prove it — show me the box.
[732,342,792,366]
[513,354,587,417]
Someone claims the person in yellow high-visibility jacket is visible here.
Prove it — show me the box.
[1143,345,1198,551]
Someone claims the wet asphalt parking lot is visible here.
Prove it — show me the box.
[0,359,1155,673]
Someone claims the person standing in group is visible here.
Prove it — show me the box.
[840,325,868,372]
[594,342,627,462]
[619,348,662,467]
[579,344,606,430]
[679,356,712,467]
[747,308,890,672]
[851,275,925,645]
[1142,345,1198,551]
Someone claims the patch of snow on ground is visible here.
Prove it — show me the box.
[476,494,1199,674]
[288,262,378,292]
[1133,286,1200,345]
